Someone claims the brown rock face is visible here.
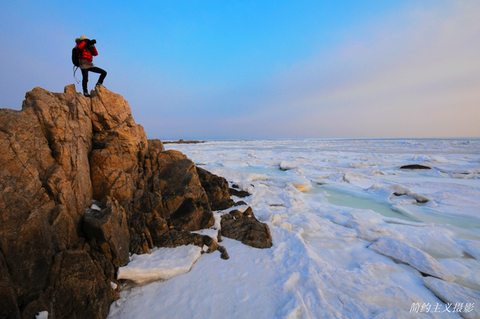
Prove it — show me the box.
[0,252,20,318]
[0,86,92,318]
[152,150,214,230]
[22,86,94,230]
[196,167,234,211]
[46,250,114,319]
[0,87,114,318]
[0,84,264,318]
[89,85,148,205]
[221,207,273,249]
[126,141,215,255]
[83,196,130,267]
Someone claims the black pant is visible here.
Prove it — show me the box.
[81,67,107,93]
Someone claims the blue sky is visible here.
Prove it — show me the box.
[1,1,479,140]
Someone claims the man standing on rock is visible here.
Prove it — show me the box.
[75,35,107,97]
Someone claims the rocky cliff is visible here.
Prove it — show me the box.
[0,85,271,319]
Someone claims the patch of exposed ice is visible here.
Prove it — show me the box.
[369,237,456,282]
[343,172,375,189]
[345,218,399,241]
[455,238,480,261]
[117,245,202,283]
[439,258,480,291]
[423,277,480,319]
[208,167,268,182]
[386,223,464,258]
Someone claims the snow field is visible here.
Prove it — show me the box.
[108,139,480,318]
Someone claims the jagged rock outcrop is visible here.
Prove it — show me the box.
[0,84,276,318]
[83,197,130,268]
[1,86,93,319]
[88,86,148,205]
[0,85,238,319]
[127,141,215,255]
[148,150,214,231]
[221,207,273,249]
[196,167,235,211]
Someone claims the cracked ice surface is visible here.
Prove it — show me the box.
[369,236,456,282]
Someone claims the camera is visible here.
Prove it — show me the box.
[84,39,96,46]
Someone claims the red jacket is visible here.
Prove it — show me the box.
[76,41,98,62]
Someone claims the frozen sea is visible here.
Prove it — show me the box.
[108,139,480,319]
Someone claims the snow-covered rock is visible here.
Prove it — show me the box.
[280,160,296,171]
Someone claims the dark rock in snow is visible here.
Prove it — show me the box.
[221,207,273,249]
[217,246,229,260]
[400,164,432,170]
[229,188,251,198]
[234,200,248,206]
[163,139,205,144]
[170,230,218,253]
[196,166,234,211]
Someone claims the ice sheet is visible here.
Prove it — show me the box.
[108,139,480,318]
[117,245,202,283]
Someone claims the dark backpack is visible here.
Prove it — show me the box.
[72,46,81,83]
[72,47,80,67]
